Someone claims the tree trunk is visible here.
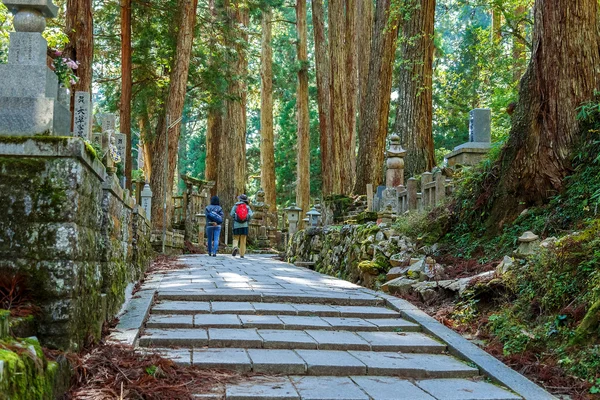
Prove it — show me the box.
[205,107,222,191]
[150,0,199,230]
[512,6,527,82]
[354,0,400,194]
[311,0,333,196]
[65,0,93,124]
[345,0,358,179]
[393,0,436,180]
[217,0,248,230]
[357,0,373,108]
[260,9,277,213]
[120,0,133,190]
[296,0,311,215]
[483,0,599,229]
[138,114,152,179]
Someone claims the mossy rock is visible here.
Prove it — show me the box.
[355,212,378,224]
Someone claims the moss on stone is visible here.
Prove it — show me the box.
[84,142,99,161]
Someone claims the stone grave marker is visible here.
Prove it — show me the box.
[73,91,91,139]
[115,133,127,167]
[446,108,492,166]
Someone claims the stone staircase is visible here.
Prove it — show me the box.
[125,255,544,399]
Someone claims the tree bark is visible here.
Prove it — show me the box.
[260,9,277,213]
[65,0,93,125]
[296,0,311,215]
[354,0,400,194]
[217,0,248,229]
[483,0,599,229]
[205,107,222,190]
[345,0,358,179]
[311,0,333,196]
[150,0,199,230]
[120,0,133,190]
[357,0,373,108]
[392,0,436,180]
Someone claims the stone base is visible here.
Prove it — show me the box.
[445,145,490,167]
[0,96,71,135]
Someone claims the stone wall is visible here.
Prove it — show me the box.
[286,223,415,288]
[0,136,152,350]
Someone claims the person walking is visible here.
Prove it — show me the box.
[230,194,253,258]
[205,195,224,257]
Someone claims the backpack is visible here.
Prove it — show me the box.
[235,203,248,223]
[206,208,223,224]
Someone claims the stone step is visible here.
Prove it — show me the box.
[218,376,522,400]
[145,314,420,332]
[152,301,402,319]
[138,328,444,353]
[157,289,383,306]
[140,347,478,379]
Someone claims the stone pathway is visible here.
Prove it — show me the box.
[114,255,555,399]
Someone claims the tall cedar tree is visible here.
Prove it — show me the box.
[65,0,93,116]
[260,8,277,213]
[150,0,199,229]
[354,0,400,193]
[120,0,133,189]
[480,0,599,229]
[393,0,436,180]
[296,0,310,216]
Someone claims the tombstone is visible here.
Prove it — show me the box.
[137,143,145,171]
[115,132,127,167]
[73,91,92,139]
[446,108,492,166]
[407,177,418,211]
[140,183,152,221]
[0,0,71,135]
[366,184,374,212]
[385,134,407,188]
[382,187,399,214]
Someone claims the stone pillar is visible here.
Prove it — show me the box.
[0,0,71,135]
[435,172,445,206]
[385,134,407,188]
[73,91,92,139]
[421,172,433,207]
[140,183,152,221]
[366,184,373,212]
[407,177,418,211]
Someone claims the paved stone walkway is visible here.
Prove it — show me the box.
[117,254,555,399]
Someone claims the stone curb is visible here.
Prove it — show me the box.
[107,285,159,346]
[380,294,557,400]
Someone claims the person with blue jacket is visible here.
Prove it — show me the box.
[205,195,224,257]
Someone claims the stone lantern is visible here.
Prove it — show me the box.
[386,134,407,188]
[515,231,540,258]
[306,207,322,228]
[140,183,152,221]
[284,203,302,236]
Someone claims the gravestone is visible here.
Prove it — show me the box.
[0,0,71,135]
[115,133,127,167]
[446,108,492,166]
[73,91,92,139]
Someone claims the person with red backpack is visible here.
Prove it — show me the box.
[230,194,253,258]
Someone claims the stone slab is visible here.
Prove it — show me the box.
[290,376,369,400]
[363,318,421,332]
[320,317,377,331]
[140,348,192,366]
[331,306,400,319]
[348,351,478,379]
[252,303,298,315]
[158,290,262,302]
[292,304,340,317]
[211,301,255,314]
[226,377,300,400]
[257,329,318,349]
[294,350,366,376]
[152,301,211,315]
[208,328,263,348]
[279,316,332,330]
[239,315,283,329]
[247,349,306,374]
[350,376,435,400]
[194,314,241,328]
[146,314,194,329]
[193,348,251,372]
[305,330,371,351]
[416,379,522,400]
[356,331,445,353]
[138,329,208,347]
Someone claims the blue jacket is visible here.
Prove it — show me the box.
[206,204,224,226]
[230,202,253,229]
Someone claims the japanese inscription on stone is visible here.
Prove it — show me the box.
[73,91,91,139]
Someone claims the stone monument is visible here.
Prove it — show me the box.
[73,91,92,139]
[386,133,407,187]
[0,0,71,135]
[446,108,492,166]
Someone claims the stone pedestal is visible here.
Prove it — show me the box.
[446,108,492,167]
[0,1,70,136]
[385,134,406,188]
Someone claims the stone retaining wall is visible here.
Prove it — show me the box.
[0,136,152,350]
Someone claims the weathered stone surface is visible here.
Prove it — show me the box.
[194,314,242,328]
[350,376,435,400]
[305,330,371,351]
[386,266,407,280]
[207,328,263,348]
[146,315,193,329]
[246,349,306,374]
[257,329,318,349]
[252,303,298,315]
[321,317,377,331]
[291,376,369,400]
[239,315,283,329]
[416,378,521,400]
[356,331,445,353]
[226,377,300,400]
[363,318,421,332]
[152,301,211,315]
[193,348,251,372]
[139,329,208,347]
[382,277,417,295]
[331,305,400,319]
[295,350,366,375]
[279,316,332,330]
[211,301,255,315]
